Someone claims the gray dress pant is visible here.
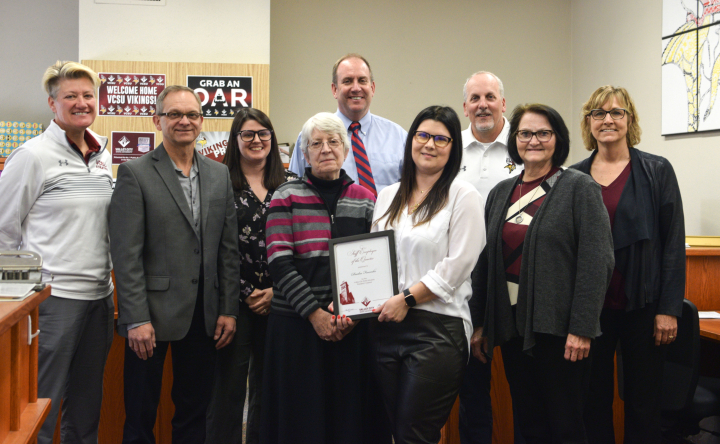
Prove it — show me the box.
[37,294,114,444]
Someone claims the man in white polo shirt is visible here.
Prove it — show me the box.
[457,71,522,444]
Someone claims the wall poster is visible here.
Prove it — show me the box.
[187,75,253,119]
[662,0,720,134]
[99,73,166,117]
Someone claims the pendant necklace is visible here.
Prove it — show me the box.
[409,186,431,215]
[515,170,550,224]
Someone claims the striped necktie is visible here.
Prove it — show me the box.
[350,121,377,196]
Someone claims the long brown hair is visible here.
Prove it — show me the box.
[223,108,286,191]
[377,106,463,228]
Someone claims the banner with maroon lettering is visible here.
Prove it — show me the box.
[111,131,155,165]
[195,131,229,162]
[99,73,166,117]
[187,75,252,119]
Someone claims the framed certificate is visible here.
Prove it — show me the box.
[328,230,399,320]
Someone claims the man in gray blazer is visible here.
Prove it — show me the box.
[109,85,240,444]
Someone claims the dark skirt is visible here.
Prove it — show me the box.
[260,313,390,444]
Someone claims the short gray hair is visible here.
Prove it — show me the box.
[300,112,350,158]
[156,85,202,114]
[463,71,504,102]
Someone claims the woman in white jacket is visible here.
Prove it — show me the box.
[0,61,114,444]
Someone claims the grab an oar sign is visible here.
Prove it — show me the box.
[187,75,253,119]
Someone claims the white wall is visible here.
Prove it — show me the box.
[0,1,79,124]
[79,0,270,63]
[571,0,720,235]
[269,0,572,147]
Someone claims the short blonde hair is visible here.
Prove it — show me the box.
[42,61,100,99]
[580,85,641,151]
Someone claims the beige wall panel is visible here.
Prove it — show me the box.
[270,0,572,151]
[81,60,269,176]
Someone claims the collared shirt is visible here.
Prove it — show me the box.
[169,154,201,239]
[456,117,522,205]
[289,110,407,194]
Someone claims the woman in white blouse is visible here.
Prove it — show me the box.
[370,105,484,444]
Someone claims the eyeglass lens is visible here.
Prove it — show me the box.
[240,130,273,142]
[590,109,626,120]
[414,131,451,147]
[517,130,553,142]
[164,112,202,121]
[309,139,342,150]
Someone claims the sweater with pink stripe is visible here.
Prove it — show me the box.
[266,171,376,318]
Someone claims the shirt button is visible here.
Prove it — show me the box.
[483,168,487,171]
[192,278,198,284]
[194,249,199,254]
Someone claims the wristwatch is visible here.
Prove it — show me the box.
[403,288,417,307]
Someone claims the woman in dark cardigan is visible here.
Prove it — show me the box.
[571,86,686,444]
[470,103,614,443]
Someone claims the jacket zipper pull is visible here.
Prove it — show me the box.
[331,215,334,224]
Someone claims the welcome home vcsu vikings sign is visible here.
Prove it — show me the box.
[187,75,253,119]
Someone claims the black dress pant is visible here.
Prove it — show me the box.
[584,305,666,444]
[501,334,591,444]
[370,310,468,444]
[207,302,268,444]
[122,287,216,444]
[459,355,493,444]
[459,355,526,444]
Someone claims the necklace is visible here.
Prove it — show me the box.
[514,170,550,224]
[408,187,431,215]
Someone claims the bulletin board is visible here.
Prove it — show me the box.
[81,60,269,176]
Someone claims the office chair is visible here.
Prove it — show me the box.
[616,299,720,442]
[659,299,720,443]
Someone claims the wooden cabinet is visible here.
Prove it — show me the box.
[0,286,51,444]
[685,247,720,311]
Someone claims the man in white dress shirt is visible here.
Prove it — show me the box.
[457,71,523,444]
[288,54,406,195]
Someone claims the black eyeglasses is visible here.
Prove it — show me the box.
[516,130,554,142]
[414,131,452,148]
[157,111,202,121]
[588,108,628,120]
[239,130,273,142]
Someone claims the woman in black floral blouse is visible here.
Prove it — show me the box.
[207,107,296,444]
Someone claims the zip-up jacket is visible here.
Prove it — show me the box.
[0,120,114,299]
[266,170,375,318]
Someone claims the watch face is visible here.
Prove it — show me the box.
[405,295,417,307]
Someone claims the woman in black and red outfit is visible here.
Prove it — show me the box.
[571,86,686,444]
[206,108,296,444]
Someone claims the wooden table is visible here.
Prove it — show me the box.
[0,286,51,444]
[699,317,720,342]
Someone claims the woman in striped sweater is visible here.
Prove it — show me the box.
[261,112,389,444]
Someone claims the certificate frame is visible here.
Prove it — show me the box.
[328,230,399,320]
